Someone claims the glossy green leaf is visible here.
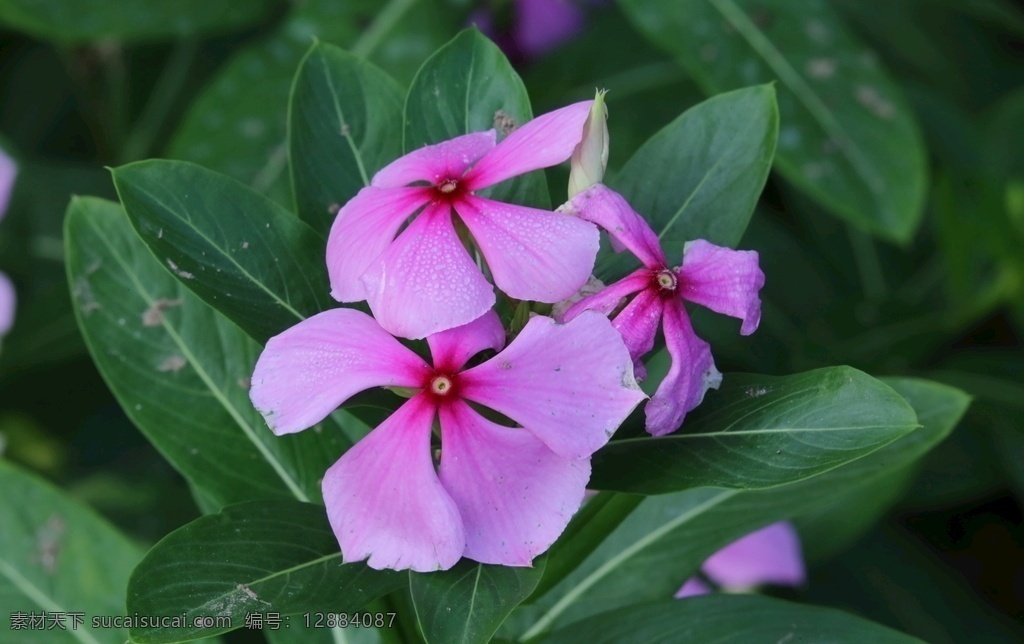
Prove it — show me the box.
[111,160,331,344]
[288,41,404,235]
[0,459,145,644]
[610,84,778,262]
[620,0,927,242]
[127,501,404,643]
[410,559,545,644]
[0,0,275,43]
[65,196,349,507]
[517,377,963,637]
[404,28,549,209]
[590,367,918,493]
[538,596,920,643]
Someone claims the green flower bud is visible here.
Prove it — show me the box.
[567,89,609,199]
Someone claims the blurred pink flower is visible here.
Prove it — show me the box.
[250,308,644,571]
[0,148,18,337]
[327,102,599,339]
[560,184,764,436]
[0,272,15,337]
[470,0,587,62]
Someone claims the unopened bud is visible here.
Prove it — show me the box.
[567,89,609,199]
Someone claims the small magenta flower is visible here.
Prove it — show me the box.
[250,308,644,571]
[0,147,17,338]
[327,102,600,339]
[676,522,806,597]
[560,184,765,436]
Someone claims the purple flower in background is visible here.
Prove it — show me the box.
[0,147,17,337]
[0,272,15,337]
[559,184,765,436]
[676,522,806,597]
[250,308,644,571]
[471,0,587,61]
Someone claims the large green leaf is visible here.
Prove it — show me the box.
[537,596,920,643]
[288,41,404,235]
[0,0,274,43]
[619,0,927,242]
[590,367,918,493]
[65,196,348,507]
[126,501,403,643]
[516,377,963,637]
[111,160,331,344]
[0,460,145,644]
[610,84,778,261]
[404,28,549,209]
[410,559,545,644]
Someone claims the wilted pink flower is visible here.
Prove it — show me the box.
[676,522,805,597]
[250,308,644,571]
[560,184,764,436]
[327,102,599,340]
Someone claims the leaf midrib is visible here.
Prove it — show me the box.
[0,556,104,644]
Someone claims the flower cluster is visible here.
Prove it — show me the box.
[250,95,764,571]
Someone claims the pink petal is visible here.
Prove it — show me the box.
[460,312,646,459]
[513,0,586,58]
[611,288,663,366]
[559,269,649,323]
[427,310,506,373]
[372,131,496,188]
[438,400,590,566]
[0,148,17,220]
[679,239,765,335]
[250,308,430,435]
[457,195,598,303]
[674,577,712,599]
[327,186,431,302]
[703,522,806,589]
[569,184,666,269]
[645,300,721,437]
[362,202,495,339]
[464,101,593,190]
[0,272,15,336]
[323,395,465,572]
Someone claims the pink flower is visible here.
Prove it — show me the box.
[0,147,16,218]
[0,272,14,337]
[675,522,806,597]
[327,102,600,339]
[560,184,765,436]
[250,308,645,571]
[0,148,17,337]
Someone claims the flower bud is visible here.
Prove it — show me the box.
[567,89,608,199]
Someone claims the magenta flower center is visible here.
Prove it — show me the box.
[655,269,678,292]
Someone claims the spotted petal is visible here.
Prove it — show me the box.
[323,395,464,572]
[460,312,645,459]
[250,308,429,435]
[362,202,495,339]
[458,195,598,302]
[569,184,666,269]
[439,400,589,566]
[679,239,765,335]
[372,131,496,188]
[427,310,506,373]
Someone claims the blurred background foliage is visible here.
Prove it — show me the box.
[0,0,1021,642]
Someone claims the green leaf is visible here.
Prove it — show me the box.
[517,377,959,637]
[410,559,545,644]
[0,459,145,644]
[65,196,349,507]
[111,160,332,344]
[537,596,921,643]
[0,0,275,43]
[620,0,927,242]
[126,500,404,643]
[610,84,778,261]
[590,367,919,493]
[404,28,549,209]
[288,41,404,235]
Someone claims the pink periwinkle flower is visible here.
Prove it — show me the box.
[0,272,15,337]
[0,148,17,336]
[250,308,645,572]
[560,184,765,436]
[675,522,806,597]
[327,102,600,340]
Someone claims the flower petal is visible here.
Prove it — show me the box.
[679,239,765,335]
[327,186,431,302]
[427,310,506,373]
[674,577,712,599]
[0,272,15,336]
[559,269,649,322]
[702,522,806,589]
[513,0,586,58]
[362,202,495,339]
[372,131,496,188]
[611,288,663,365]
[464,101,592,189]
[0,147,17,219]
[569,184,666,269]
[250,308,429,435]
[323,395,465,572]
[438,400,589,566]
[458,195,598,302]
[460,312,646,459]
[645,300,721,437]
